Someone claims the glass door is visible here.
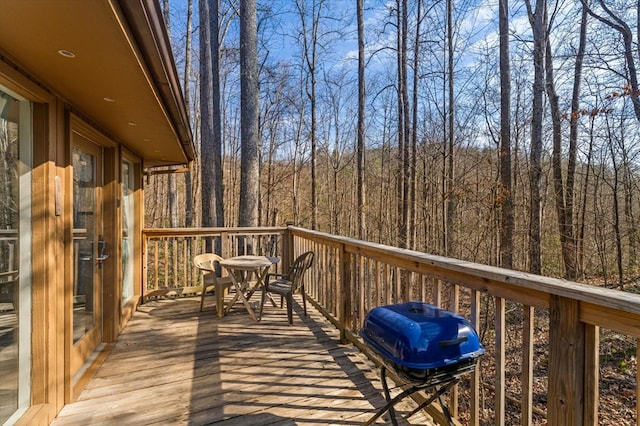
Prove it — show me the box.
[0,84,32,425]
[71,136,104,376]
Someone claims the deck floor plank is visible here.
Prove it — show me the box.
[52,296,434,425]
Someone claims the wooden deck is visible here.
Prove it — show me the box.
[52,295,433,425]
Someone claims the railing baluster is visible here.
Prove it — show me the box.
[450,284,460,417]
[584,324,599,425]
[495,296,506,425]
[172,237,177,288]
[434,279,443,308]
[153,240,159,290]
[163,238,168,288]
[470,289,481,426]
[375,260,381,307]
[522,304,534,426]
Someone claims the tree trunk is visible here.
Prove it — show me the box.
[199,0,225,251]
[162,0,177,229]
[199,0,214,229]
[183,0,194,228]
[445,0,455,257]
[499,0,513,270]
[357,0,366,241]
[525,0,544,274]
[396,0,408,249]
[295,0,322,230]
[565,6,588,278]
[545,5,578,280]
[238,0,260,229]
[606,126,624,287]
[211,0,224,229]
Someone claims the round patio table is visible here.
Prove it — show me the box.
[220,255,276,321]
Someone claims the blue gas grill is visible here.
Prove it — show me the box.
[360,302,484,425]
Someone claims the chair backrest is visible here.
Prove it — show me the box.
[193,253,224,273]
[288,251,314,292]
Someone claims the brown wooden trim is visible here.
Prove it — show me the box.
[62,109,73,405]
[31,111,52,422]
[71,344,114,402]
[102,146,118,344]
[0,57,54,103]
[14,404,54,426]
[115,0,194,161]
[70,114,117,148]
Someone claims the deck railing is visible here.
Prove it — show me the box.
[142,227,288,299]
[143,225,640,425]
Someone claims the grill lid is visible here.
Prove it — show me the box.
[360,302,484,370]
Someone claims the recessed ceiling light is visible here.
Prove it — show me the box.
[144,138,151,142]
[58,49,75,58]
[128,122,137,126]
[153,149,161,153]
[103,97,115,102]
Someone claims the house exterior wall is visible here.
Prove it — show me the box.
[0,55,145,426]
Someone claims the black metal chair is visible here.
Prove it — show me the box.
[259,251,314,325]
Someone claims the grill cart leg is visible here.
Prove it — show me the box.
[364,367,461,426]
[404,378,460,425]
[380,367,399,426]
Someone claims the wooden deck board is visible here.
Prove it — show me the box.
[52,296,434,425]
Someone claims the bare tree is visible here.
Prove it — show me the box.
[184,0,194,228]
[445,0,455,257]
[211,0,225,229]
[200,0,225,236]
[581,0,640,122]
[295,0,326,230]
[525,0,545,274]
[238,0,260,228]
[357,0,366,241]
[499,0,513,269]
[162,0,178,228]
[395,0,410,249]
[544,4,574,279]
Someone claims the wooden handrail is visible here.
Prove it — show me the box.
[288,226,640,331]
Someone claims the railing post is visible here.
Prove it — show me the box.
[141,231,147,302]
[221,231,230,258]
[548,295,586,425]
[339,243,352,343]
[583,324,599,425]
[284,222,294,271]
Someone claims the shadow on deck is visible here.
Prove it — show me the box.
[52,295,432,425]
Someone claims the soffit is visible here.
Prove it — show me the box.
[0,0,192,167]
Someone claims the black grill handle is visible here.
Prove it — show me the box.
[438,336,468,347]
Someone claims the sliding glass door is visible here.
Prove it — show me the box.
[0,85,32,424]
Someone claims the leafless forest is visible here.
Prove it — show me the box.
[145,0,640,286]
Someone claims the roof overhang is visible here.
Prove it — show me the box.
[0,0,195,168]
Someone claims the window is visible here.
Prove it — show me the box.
[121,159,135,305]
